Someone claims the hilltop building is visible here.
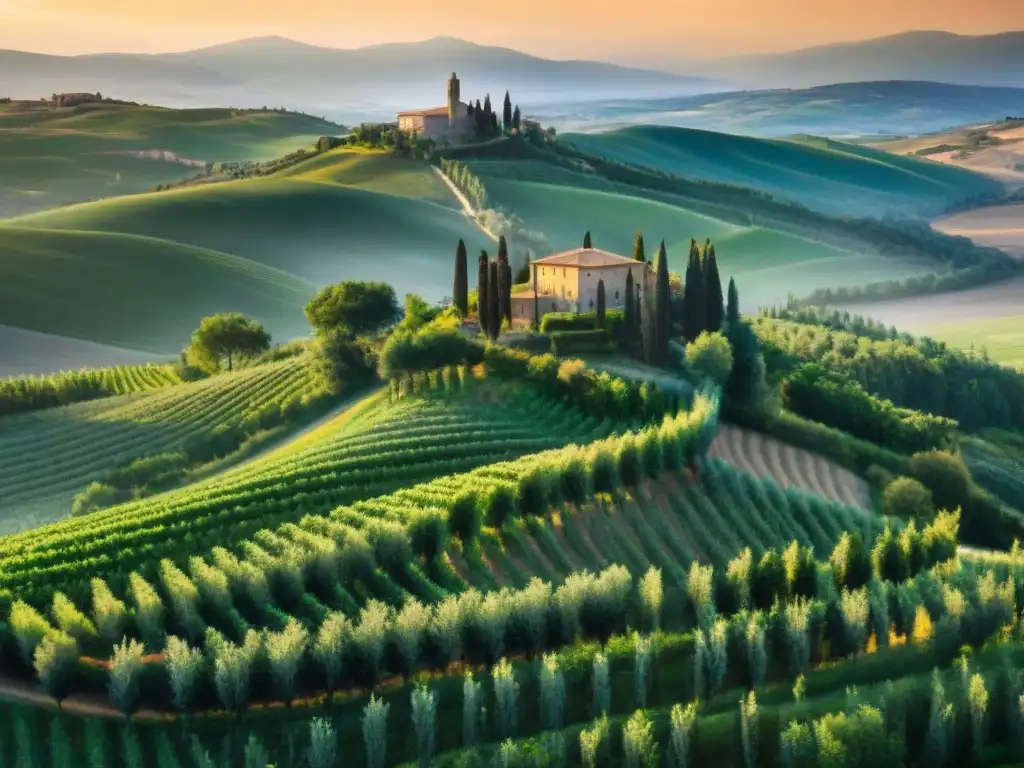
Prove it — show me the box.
[51,92,103,108]
[397,73,474,139]
[511,246,651,320]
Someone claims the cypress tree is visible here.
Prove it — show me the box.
[596,280,606,329]
[682,240,705,343]
[497,250,512,325]
[453,239,469,316]
[726,277,740,325]
[488,260,501,340]
[624,269,635,347]
[503,91,513,132]
[703,243,724,332]
[498,235,509,263]
[633,231,646,263]
[490,112,498,135]
[583,231,592,249]
[483,94,492,118]
[478,251,490,336]
[654,241,671,364]
[512,106,521,130]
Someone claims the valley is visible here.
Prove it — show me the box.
[2,27,1024,767]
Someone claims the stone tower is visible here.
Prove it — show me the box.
[447,72,460,127]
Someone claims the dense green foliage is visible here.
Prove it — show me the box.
[756,309,1024,434]
[305,282,399,337]
[186,313,271,373]
[540,311,624,335]
[0,363,181,417]
[781,363,958,454]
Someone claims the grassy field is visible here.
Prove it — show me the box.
[0,356,316,533]
[0,101,343,217]
[479,176,934,310]
[0,325,162,377]
[562,125,1004,217]
[0,226,315,353]
[0,151,490,364]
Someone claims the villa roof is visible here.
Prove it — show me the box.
[530,248,641,268]
[397,105,450,117]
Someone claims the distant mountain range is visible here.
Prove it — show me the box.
[0,36,720,123]
[628,31,1024,90]
[538,81,1024,139]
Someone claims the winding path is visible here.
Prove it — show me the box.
[433,167,498,242]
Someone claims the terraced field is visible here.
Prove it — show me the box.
[455,457,877,594]
[709,424,871,510]
[0,381,614,599]
[0,357,315,533]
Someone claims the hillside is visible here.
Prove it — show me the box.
[468,166,934,310]
[0,100,343,217]
[562,125,1004,217]
[867,118,1024,189]
[0,150,492,363]
[539,80,1024,140]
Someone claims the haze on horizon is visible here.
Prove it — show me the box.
[1,0,1022,61]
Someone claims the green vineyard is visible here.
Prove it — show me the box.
[0,361,181,417]
[0,357,315,533]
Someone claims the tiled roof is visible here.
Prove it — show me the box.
[397,106,450,117]
[531,248,641,268]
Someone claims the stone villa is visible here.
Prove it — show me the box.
[511,247,651,321]
[397,73,475,139]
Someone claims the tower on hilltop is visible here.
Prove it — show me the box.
[447,72,460,127]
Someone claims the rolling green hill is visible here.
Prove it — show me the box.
[0,226,315,353]
[0,101,343,217]
[476,175,934,309]
[562,125,1005,217]
[0,150,491,361]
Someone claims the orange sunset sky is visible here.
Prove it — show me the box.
[0,0,1021,59]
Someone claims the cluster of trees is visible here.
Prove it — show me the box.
[782,363,959,455]
[681,239,725,343]
[303,281,398,393]
[439,158,487,211]
[452,237,514,341]
[465,90,522,140]
[755,309,1024,433]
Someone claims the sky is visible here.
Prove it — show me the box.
[1,0,1022,59]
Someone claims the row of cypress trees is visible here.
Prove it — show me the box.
[682,239,726,343]
[453,236,513,340]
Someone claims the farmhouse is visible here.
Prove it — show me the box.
[397,73,474,139]
[511,246,651,320]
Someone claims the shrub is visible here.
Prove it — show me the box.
[592,651,611,717]
[909,450,972,511]
[493,657,520,740]
[266,619,309,702]
[668,702,697,768]
[883,477,935,522]
[616,434,643,487]
[108,638,145,715]
[830,532,873,591]
[686,332,733,386]
[394,599,431,678]
[589,443,620,494]
[462,673,484,748]
[639,567,663,632]
[128,573,166,650]
[580,715,611,768]
[634,633,654,708]
[10,600,53,665]
[307,718,337,768]
[739,692,758,768]
[539,653,565,730]
[212,630,261,713]
[408,509,448,561]
[449,491,481,542]
[432,596,463,667]
[165,635,204,712]
[34,631,78,700]
[550,329,611,356]
[479,483,516,527]
[90,578,127,648]
[411,685,437,768]
[622,710,657,768]
[540,310,623,334]
[352,601,390,685]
